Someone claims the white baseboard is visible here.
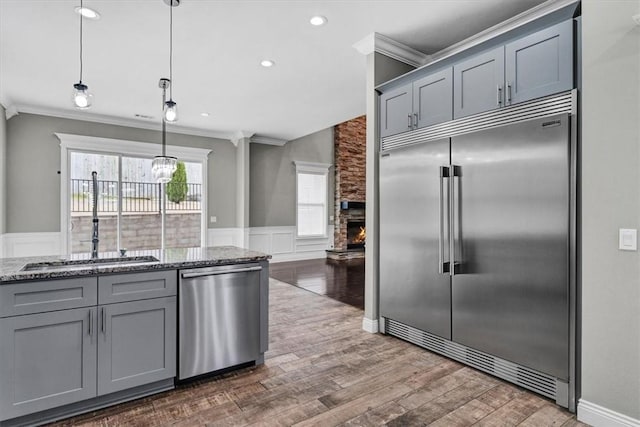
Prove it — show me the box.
[270,250,329,263]
[578,399,640,427]
[2,232,62,258]
[362,317,379,334]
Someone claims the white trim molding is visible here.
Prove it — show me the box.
[251,135,288,146]
[13,104,235,141]
[207,228,245,247]
[56,133,211,254]
[248,226,332,263]
[2,232,62,258]
[352,33,430,67]
[362,317,379,334]
[578,400,640,427]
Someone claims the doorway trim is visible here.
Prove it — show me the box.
[56,133,211,254]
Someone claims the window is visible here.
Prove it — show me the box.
[57,134,210,254]
[294,161,331,238]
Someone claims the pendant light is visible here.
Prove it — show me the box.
[163,0,179,122]
[72,0,93,109]
[152,78,178,183]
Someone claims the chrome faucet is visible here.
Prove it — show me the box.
[91,171,99,259]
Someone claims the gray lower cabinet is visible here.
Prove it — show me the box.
[97,297,176,395]
[453,46,505,119]
[505,20,573,104]
[0,307,98,421]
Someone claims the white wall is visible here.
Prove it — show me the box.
[579,1,640,425]
[0,105,6,236]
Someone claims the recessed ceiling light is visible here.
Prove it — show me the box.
[309,15,327,26]
[200,112,210,117]
[74,6,101,20]
[260,59,275,68]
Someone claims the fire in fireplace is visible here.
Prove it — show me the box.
[347,221,366,249]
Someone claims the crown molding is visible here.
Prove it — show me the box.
[230,130,255,146]
[9,103,237,141]
[428,0,579,64]
[4,105,19,120]
[250,135,288,146]
[353,32,430,67]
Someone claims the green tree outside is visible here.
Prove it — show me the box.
[167,161,188,204]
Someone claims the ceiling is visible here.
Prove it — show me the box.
[0,0,547,142]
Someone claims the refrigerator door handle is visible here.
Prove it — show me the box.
[439,166,450,274]
[450,165,462,276]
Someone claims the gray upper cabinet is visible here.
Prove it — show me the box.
[413,68,453,128]
[97,297,176,396]
[505,20,573,105]
[380,67,454,139]
[454,46,505,119]
[0,307,98,421]
[380,84,413,138]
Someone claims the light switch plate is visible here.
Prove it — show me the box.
[210,216,217,223]
[619,228,637,251]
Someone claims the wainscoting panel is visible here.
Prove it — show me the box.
[248,226,332,263]
[2,232,62,258]
[207,228,244,247]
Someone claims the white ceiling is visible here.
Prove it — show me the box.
[0,0,547,142]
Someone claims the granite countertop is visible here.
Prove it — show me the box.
[0,246,271,283]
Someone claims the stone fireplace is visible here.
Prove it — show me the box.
[328,115,366,260]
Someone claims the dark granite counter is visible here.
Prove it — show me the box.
[0,246,271,283]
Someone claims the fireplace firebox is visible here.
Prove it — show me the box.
[346,221,365,249]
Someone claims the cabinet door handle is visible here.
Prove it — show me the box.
[507,83,512,104]
[101,307,106,334]
[88,310,93,337]
[414,113,418,128]
[407,114,412,129]
[497,85,503,106]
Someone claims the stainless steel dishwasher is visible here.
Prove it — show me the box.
[178,263,262,380]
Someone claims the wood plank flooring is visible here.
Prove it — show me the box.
[270,259,364,309]
[50,279,587,427]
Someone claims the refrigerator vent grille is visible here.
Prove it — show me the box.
[385,318,557,401]
[381,91,575,152]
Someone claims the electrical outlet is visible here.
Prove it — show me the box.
[210,216,217,223]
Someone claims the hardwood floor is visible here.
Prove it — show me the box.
[270,258,364,309]
[50,278,586,427]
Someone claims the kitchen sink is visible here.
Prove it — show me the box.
[21,256,160,272]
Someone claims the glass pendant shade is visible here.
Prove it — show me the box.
[163,100,178,122]
[152,156,178,183]
[72,82,92,109]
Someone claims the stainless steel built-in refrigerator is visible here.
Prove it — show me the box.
[379,92,577,410]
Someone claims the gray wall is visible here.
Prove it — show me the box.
[581,0,640,420]
[0,105,6,234]
[250,127,334,227]
[364,53,415,323]
[5,113,237,232]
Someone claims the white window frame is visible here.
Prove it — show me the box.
[293,161,331,239]
[56,133,211,254]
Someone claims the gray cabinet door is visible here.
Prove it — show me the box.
[453,47,505,119]
[0,308,97,421]
[379,140,452,340]
[505,20,573,105]
[97,297,176,396]
[379,84,413,138]
[413,68,453,128]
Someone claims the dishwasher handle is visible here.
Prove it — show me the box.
[181,266,262,279]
